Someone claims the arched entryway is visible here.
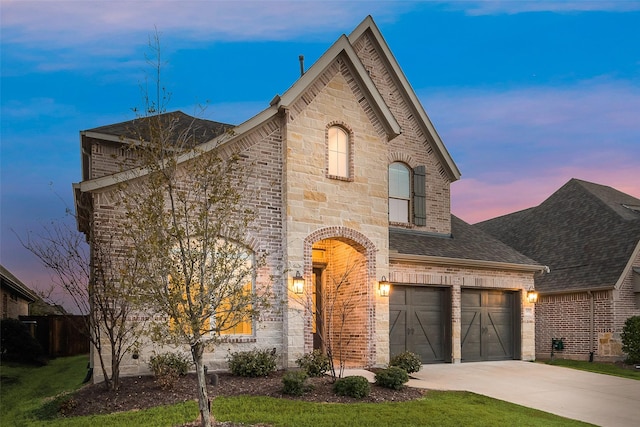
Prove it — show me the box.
[303,227,377,367]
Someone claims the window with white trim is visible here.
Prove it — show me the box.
[328,126,349,178]
[389,162,410,223]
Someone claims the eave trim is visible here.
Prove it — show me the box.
[390,251,548,273]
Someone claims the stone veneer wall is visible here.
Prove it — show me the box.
[390,262,537,362]
[282,58,391,367]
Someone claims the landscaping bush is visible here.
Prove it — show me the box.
[282,370,309,396]
[228,348,277,377]
[332,375,371,398]
[0,318,46,365]
[296,349,330,377]
[621,315,640,364]
[389,351,422,374]
[375,366,409,390]
[148,352,191,389]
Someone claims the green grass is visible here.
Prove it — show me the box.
[545,359,640,380]
[1,356,593,427]
[1,354,89,425]
[212,393,591,427]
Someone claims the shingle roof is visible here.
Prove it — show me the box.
[85,111,233,147]
[476,179,640,293]
[0,264,38,302]
[390,215,541,267]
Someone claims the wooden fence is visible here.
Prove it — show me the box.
[20,315,89,357]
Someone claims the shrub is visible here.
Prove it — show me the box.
[389,351,422,374]
[282,370,309,396]
[228,348,277,377]
[375,366,409,390]
[148,352,191,389]
[332,375,371,398]
[296,350,330,377]
[0,318,46,365]
[621,315,640,364]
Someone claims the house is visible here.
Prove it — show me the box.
[477,179,640,361]
[74,16,545,382]
[1,264,38,319]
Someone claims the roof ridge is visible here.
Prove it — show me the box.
[569,178,640,221]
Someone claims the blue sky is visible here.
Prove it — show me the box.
[2,1,639,307]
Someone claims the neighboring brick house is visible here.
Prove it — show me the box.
[477,179,640,361]
[74,16,545,382]
[1,264,38,319]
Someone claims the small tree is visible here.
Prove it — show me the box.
[294,255,366,381]
[621,315,640,364]
[114,32,271,427]
[20,219,142,391]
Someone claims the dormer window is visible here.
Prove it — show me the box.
[327,126,349,178]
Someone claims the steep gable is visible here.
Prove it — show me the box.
[349,16,460,183]
[477,178,640,292]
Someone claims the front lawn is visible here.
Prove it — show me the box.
[545,359,640,380]
[0,355,593,426]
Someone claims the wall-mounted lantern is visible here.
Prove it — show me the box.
[527,289,539,304]
[292,271,305,295]
[378,276,390,297]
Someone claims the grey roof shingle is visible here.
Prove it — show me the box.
[476,179,640,293]
[1,264,38,302]
[85,111,233,147]
[390,215,541,267]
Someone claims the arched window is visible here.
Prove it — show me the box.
[328,126,349,178]
[167,239,254,336]
[389,162,410,223]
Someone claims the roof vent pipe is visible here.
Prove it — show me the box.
[299,55,305,77]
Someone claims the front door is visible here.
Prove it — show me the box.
[389,285,450,363]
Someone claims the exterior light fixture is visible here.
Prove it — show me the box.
[292,271,304,295]
[527,289,538,304]
[379,276,391,297]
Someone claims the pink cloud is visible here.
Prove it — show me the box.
[452,165,640,224]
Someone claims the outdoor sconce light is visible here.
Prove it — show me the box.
[527,289,539,304]
[292,271,304,295]
[379,276,390,297]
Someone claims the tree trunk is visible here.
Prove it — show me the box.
[111,345,120,391]
[192,341,212,427]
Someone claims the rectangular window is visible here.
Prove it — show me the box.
[219,281,252,335]
[389,198,409,223]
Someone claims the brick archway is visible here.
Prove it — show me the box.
[302,227,377,366]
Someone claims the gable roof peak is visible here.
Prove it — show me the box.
[348,15,461,182]
[562,178,640,221]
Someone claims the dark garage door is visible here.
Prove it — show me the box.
[461,289,519,362]
[389,286,450,363]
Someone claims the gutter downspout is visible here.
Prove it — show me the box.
[588,290,595,362]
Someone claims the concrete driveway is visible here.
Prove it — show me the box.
[407,361,640,427]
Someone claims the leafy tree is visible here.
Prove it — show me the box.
[115,33,271,427]
[19,219,142,390]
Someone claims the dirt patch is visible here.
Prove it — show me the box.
[64,370,426,425]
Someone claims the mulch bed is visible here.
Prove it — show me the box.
[63,370,426,425]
